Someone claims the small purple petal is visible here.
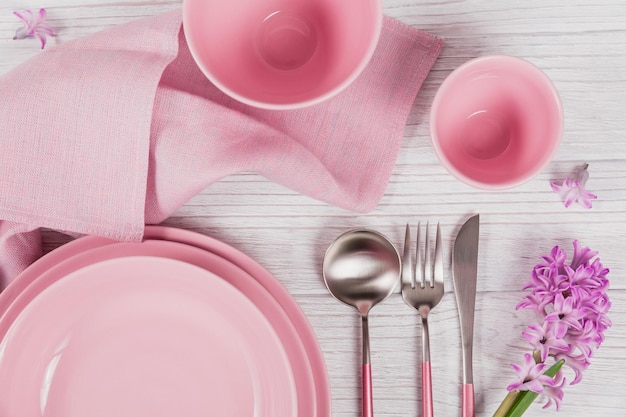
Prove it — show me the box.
[541,371,566,410]
[12,10,30,24]
[571,240,598,269]
[35,32,47,49]
[556,352,590,385]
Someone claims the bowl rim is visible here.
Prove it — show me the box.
[182,0,383,110]
[429,54,564,190]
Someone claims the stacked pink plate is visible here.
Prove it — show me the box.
[0,226,330,417]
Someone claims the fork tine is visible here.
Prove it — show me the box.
[434,222,444,285]
[412,222,419,289]
[402,223,415,289]
[425,221,434,288]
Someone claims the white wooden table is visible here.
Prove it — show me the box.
[1,1,625,416]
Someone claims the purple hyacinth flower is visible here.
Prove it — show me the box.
[13,8,54,49]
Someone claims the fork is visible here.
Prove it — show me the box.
[401,222,444,417]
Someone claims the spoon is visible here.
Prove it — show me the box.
[323,230,401,417]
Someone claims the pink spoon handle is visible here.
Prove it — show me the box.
[422,361,433,417]
[462,383,475,417]
[363,363,373,417]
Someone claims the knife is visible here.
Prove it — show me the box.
[453,214,479,417]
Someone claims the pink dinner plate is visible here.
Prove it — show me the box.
[0,256,295,417]
[0,226,330,417]
[1,239,318,417]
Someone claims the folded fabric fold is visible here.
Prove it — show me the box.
[0,9,442,289]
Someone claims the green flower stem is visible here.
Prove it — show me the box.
[492,391,520,417]
[505,389,540,417]
[493,359,565,417]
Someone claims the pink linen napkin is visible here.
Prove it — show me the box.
[0,9,442,289]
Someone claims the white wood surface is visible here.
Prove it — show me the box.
[1,0,625,416]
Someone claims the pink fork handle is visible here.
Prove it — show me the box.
[363,363,373,417]
[462,383,475,417]
[422,361,433,417]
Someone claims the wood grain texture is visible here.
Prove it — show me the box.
[1,0,625,415]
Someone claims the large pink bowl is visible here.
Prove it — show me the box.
[430,55,563,189]
[183,0,382,110]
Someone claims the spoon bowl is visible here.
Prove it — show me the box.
[323,230,400,315]
[323,229,400,417]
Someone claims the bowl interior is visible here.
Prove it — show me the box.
[430,56,563,188]
[183,0,381,109]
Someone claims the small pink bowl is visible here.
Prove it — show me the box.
[183,0,382,110]
[430,55,563,189]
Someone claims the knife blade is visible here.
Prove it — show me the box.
[453,214,479,417]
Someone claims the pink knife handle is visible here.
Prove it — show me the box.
[422,361,433,417]
[462,383,474,417]
[363,363,373,417]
